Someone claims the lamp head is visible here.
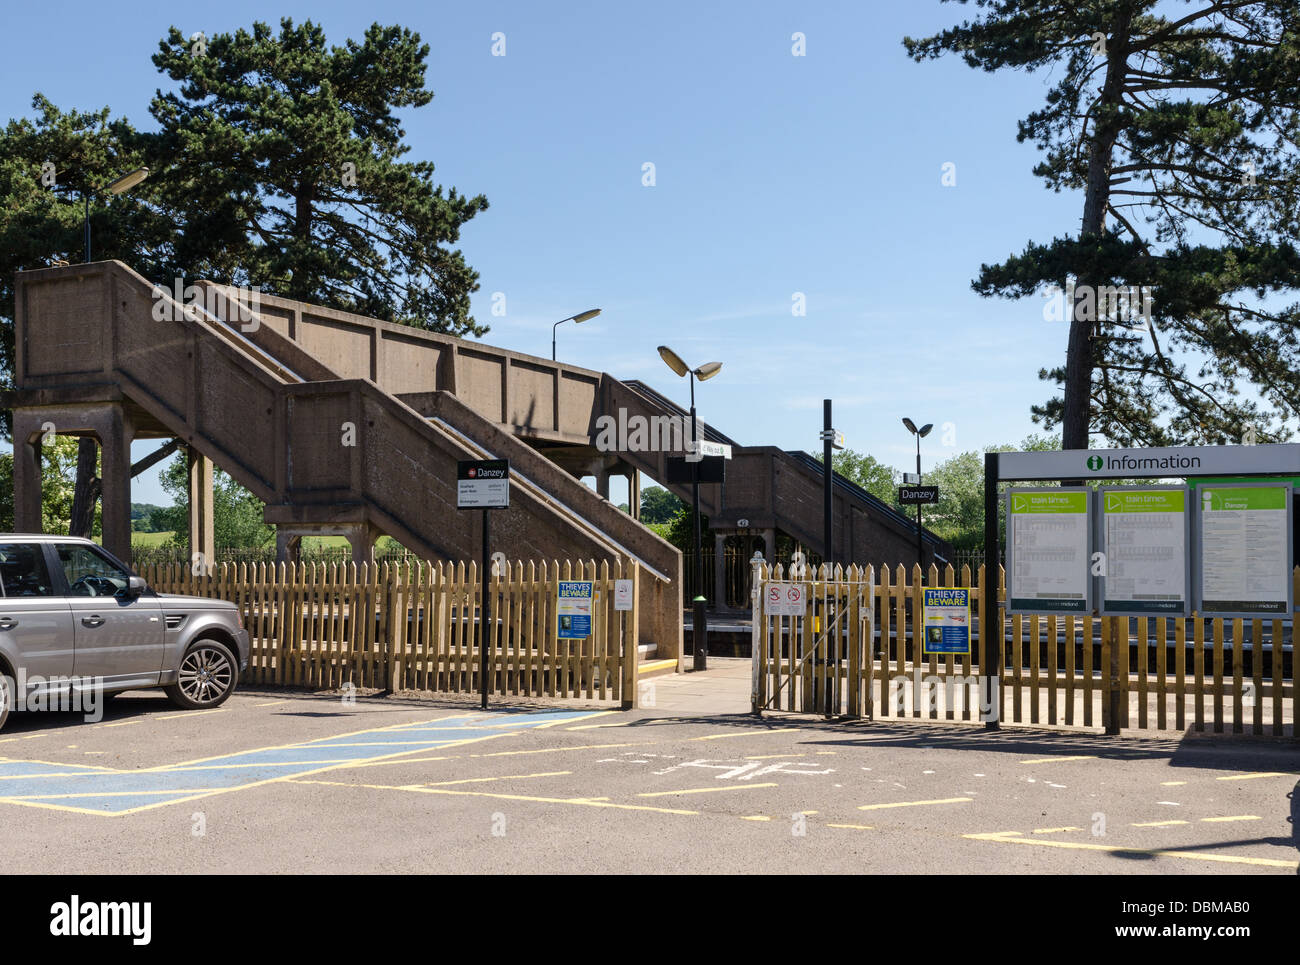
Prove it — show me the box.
[657,345,689,378]
[919,423,933,438]
[106,167,149,195]
[572,308,601,323]
[694,361,722,381]
[902,417,918,434]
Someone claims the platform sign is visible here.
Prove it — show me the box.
[922,587,970,656]
[1006,488,1092,614]
[557,581,594,638]
[898,485,939,505]
[765,582,806,616]
[457,459,509,509]
[1099,487,1190,616]
[1196,484,1292,618]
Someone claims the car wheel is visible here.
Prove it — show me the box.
[0,672,11,733]
[165,639,239,710]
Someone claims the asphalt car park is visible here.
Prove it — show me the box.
[2,688,1297,874]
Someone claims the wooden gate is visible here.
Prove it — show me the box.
[752,561,1295,735]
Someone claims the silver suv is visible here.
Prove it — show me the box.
[0,535,250,731]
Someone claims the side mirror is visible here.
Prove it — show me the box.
[126,575,147,598]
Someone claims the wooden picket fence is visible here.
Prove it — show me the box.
[752,562,1295,737]
[138,558,640,706]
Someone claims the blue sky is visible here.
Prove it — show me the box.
[1,0,1082,506]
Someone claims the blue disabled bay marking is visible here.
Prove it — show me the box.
[0,709,598,815]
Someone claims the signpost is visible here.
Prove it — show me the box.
[1099,487,1189,616]
[1006,489,1091,614]
[1196,483,1292,618]
[457,459,510,709]
[922,587,971,656]
[898,485,939,505]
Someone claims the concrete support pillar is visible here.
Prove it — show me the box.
[275,531,303,563]
[714,532,727,612]
[596,468,612,501]
[764,528,777,564]
[628,467,641,520]
[346,525,376,563]
[10,410,45,533]
[96,406,133,563]
[187,446,215,568]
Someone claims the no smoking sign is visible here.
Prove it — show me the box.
[766,582,806,616]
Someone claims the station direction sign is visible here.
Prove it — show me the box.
[457,459,510,509]
[898,485,939,505]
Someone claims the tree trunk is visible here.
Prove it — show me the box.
[1063,5,1135,451]
[69,437,101,537]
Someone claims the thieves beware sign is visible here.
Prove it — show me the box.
[898,485,939,505]
[457,459,510,509]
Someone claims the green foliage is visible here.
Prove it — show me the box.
[818,449,901,509]
[1,19,489,437]
[906,2,1300,447]
[157,453,274,552]
[639,485,685,524]
[0,436,101,535]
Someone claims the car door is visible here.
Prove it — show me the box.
[54,542,164,687]
[0,541,75,707]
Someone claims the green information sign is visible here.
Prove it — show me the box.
[1100,487,1189,616]
[1007,488,1091,614]
[1197,484,1292,617]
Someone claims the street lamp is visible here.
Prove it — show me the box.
[78,167,150,263]
[902,418,933,580]
[658,345,722,672]
[552,308,601,361]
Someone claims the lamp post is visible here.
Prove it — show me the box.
[902,417,932,581]
[79,167,150,263]
[552,308,601,361]
[658,345,722,671]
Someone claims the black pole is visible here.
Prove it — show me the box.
[691,376,707,671]
[823,400,833,567]
[83,190,90,263]
[481,508,490,710]
[915,436,923,583]
[983,451,1001,730]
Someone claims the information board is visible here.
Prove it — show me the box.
[1007,488,1091,614]
[556,581,594,638]
[922,587,971,655]
[1099,487,1190,616]
[1196,484,1292,618]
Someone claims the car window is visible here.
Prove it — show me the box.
[0,543,55,597]
[56,544,131,598]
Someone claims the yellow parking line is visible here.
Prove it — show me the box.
[1160,781,1186,786]
[1200,815,1260,823]
[638,783,778,798]
[99,720,140,728]
[566,721,634,731]
[156,709,227,721]
[290,778,702,816]
[1032,827,1081,834]
[1133,820,1188,827]
[531,712,616,730]
[858,797,972,811]
[254,700,287,707]
[1216,772,1292,781]
[1019,755,1096,765]
[745,753,806,760]
[417,771,571,788]
[827,824,874,830]
[740,815,772,822]
[690,729,798,741]
[965,830,1297,869]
